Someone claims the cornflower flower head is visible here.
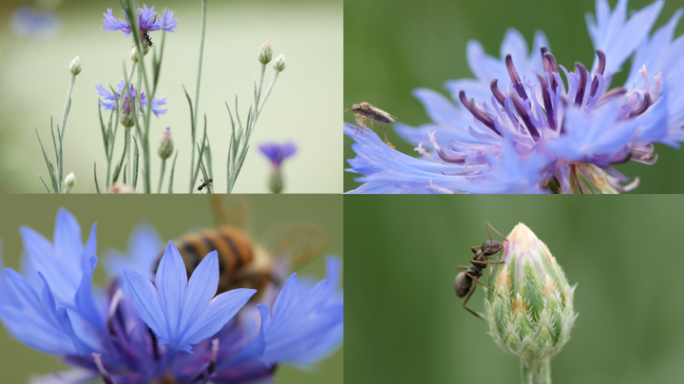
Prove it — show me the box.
[9,6,60,39]
[0,209,343,384]
[96,80,168,118]
[102,4,177,37]
[259,141,297,171]
[345,0,684,194]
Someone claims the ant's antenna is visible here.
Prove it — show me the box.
[485,222,507,241]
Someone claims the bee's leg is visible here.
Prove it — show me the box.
[467,273,503,299]
[373,121,395,149]
[462,284,485,320]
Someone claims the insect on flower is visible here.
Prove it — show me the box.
[152,196,327,301]
[454,222,507,320]
[142,31,153,47]
[345,102,396,148]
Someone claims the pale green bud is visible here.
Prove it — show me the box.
[69,56,81,76]
[64,172,76,192]
[157,127,174,160]
[130,45,150,62]
[120,113,135,128]
[273,54,286,72]
[258,40,273,65]
[485,223,576,363]
[268,170,284,194]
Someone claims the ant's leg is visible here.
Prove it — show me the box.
[456,265,470,271]
[467,273,503,299]
[471,246,482,255]
[462,284,485,321]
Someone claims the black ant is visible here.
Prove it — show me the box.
[142,32,153,47]
[454,222,507,320]
[197,178,213,191]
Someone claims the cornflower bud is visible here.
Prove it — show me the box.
[64,172,76,192]
[69,56,81,76]
[130,44,150,62]
[273,54,286,72]
[485,223,576,383]
[258,40,273,65]
[157,127,173,160]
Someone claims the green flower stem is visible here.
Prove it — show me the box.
[157,159,166,193]
[189,0,208,193]
[257,71,279,118]
[57,74,77,193]
[521,358,551,384]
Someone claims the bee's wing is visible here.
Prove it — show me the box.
[261,222,327,269]
[210,195,252,231]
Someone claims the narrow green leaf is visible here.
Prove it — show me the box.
[94,162,101,194]
[35,128,58,192]
[168,150,179,193]
[39,176,52,194]
[132,135,140,190]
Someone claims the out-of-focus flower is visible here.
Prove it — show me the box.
[0,209,343,384]
[259,141,297,170]
[258,41,273,65]
[9,6,60,39]
[259,141,297,193]
[273,54,286,72]
[68,56,81,76]
[158,127,174,160]
[102,4,177,37]
[105,183,136,193]
[96,80,167,118]
[345,0,684,194]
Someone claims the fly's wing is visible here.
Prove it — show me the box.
[261,222,326,269]
[210,195,252,231]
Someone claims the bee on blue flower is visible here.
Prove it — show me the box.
[102,4,177,40]
[0,209,343,384]
[345,0,684,194]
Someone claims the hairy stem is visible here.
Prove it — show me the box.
[58,74,77,192]
[157,159,166,193]
[521,358,551,384]
[190,0,208,193]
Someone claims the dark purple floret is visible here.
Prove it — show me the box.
[505,54,528,100]
[574,63,588,107]
[536,74,556,130]
[590,50,607,97]
[458,90,501,136]
[490,79,506,106]
[511,92,540,139]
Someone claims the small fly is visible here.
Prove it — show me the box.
[345,102,395,148]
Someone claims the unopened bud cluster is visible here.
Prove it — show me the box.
[273,54,286,72]
[258,41,273,64]
[485,223,576,362]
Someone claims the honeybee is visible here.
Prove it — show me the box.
[345,102,396,148]
[153,196,326,300]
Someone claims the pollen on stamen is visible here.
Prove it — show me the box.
[414,143,437,162]
[653,71,662,102]
[639,64,651,95]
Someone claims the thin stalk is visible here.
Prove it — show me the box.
[157,159,166,193]
[521,358,551,384]
[190,0,208,193]
[257,71,279,117]
[58,74,77,192]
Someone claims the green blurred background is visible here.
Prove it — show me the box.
[344,0,684,193]
[0,0,342,193]
[0,195,342,383]
[345,195,684,384]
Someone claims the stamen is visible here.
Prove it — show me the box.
[428,130,440,152]
[505,54,528,100]
[639,65,651,95]
[93,353,114,384]
[540,47,550,72]
[208,339,219,375]
[414,143,438,162]
[629,93,651,117]
[106,289,124,336]
[490,79,506,106]
[536,74,556,130]
[427,181,455,194]
[543,52,559,90]
[511,92,540,139]
[598,88,627,106]
[436,148,466,164]
[653,72,662,102]
[590,50,606,97]
[574,63,588,107]
[458,90,501,136]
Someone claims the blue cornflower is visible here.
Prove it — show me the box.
[96,80,167,117]
[0,209,343,384]
[102,4,177,37]
[345,0,684,194]
[9,6,59,39]
[259,141,297,170]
